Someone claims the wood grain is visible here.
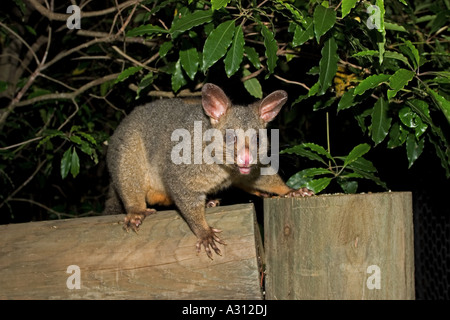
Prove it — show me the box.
[264,192,414,300]
[0,204,263,300]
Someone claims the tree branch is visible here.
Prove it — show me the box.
[112,46,159,72]
[13,73,119,108]
[28,0,144,21]
[273,74,310,91]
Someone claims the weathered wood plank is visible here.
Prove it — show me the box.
[264,192,414,300]
[0,204,263,300]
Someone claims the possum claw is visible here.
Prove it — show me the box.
[285,187,314,197]
[206,199,221,208]
[196,228,226,259]
[123,208,156,233]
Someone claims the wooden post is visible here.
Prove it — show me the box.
[264,192,415,300]
[0,204,263,299]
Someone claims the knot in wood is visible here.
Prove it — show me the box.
[283,224,291,236]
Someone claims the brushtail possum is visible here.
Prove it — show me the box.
[105,83,313,258]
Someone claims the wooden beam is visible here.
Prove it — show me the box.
[0,204,263,299]
[264,192,415,300]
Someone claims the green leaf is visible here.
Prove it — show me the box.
[126,24,168,37]
[170,10,214,37]
[115,66,142,83]
[353,50,411,67]
[305,177,332,194]
[281,146,325,164]
[242,69,262,99]
[313,5,336,42]
[145,0,178,18]
[286,170,332,194]
[307,81,320,97]
[354,74,390,95]
[298,167,333,177]
[303,143,334,161]
[136,72,155,98]
[69,135,83,145]
[406,133,424,168]
[277,0,305,24]
[387,122,409,149]
[281,143,331,165]
[12,0,27,15]
[61,147,72,179]
[292,17,314,46]
[244,46,260,69]
[76,139,93,156]
[338,88,357,111]
[202,20,235,72]
[78,132,97,145]
[371,97,391,145]
[27,88,52,99]
[286,169,312,189]
[428,89,450,125]
[429,135,450,178]
[413,116,427,139]
[224,26,244,77]
[211,0,231,10]
[398,106,428,139]
[387,122,402,149]
[100,79,114,96]
[407,99,432,124]
[171,59,187,92]
[350,167,388,189]
[343,143,371,168]
[377,0,386,64]
[398,107,416,128]
[180,45,199,81]
[261,24,278,74]
[337,178,358,193]
[384,51,411,67]
[37,130,65,149]
[159,41,173,58]
[403,40,420,69]
[70,148,80,178]
[25,25,37,36]
[387,68,415,100]
[352,50,378,57]
[342,0,360,18]
[384,22,407,32]
[347,157,377,173]
[318,37,338,95]
[291,94,308,107]
[313,96,336,111]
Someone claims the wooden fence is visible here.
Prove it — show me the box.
[0,192,414,299]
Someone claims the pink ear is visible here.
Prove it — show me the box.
[259,90,288,122]
[202,83,230,121]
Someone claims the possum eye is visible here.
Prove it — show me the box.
[251,133,259,147]
[225,130,236,145]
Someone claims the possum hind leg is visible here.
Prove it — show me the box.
[111,133,156,232]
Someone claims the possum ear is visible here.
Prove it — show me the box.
[202,83,231,125]
[259,90,288,123]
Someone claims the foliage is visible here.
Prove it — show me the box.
[282,0,450,192]
[0,0,449,221]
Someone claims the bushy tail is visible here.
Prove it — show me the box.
[103,185,124,215]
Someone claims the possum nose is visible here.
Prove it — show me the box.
[237,148,253,167]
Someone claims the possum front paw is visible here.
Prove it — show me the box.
[285,187,315,197]
[123,208,156,232]
[196,228,226,259]
[205,199,221,208]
